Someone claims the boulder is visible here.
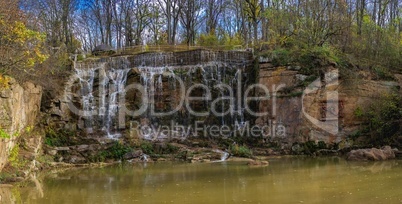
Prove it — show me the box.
[55,147,70,151]
[88,144,102,151]
[68,155,86,164]
[76,145,89,152]
[346,146,396,161]
[123,150,143,160]
[92,44,115,56]
[248,160,269,166]
[46,149,58,156]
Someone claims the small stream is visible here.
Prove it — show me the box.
[2,157,402,203]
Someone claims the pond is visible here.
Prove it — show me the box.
[5,157,402,203]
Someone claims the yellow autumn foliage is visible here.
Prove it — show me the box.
[0,74,10,90]
[0,18,48,74]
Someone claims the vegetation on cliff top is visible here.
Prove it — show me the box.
[0,0,399,82]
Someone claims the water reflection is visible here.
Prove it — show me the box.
[349,160,400,173]
[4,158,401,203]
[0,173,44,203]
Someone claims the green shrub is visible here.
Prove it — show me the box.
[362,93,401,145]
[165,143,179,154]
[0,128,10,139]
[354,107,364,118]
[349,130,362,141]
[229,144,253,158]
[140,141,154,155]
[44,127,75,147]
[372,66,395,81]
[108,142,131,160]
[221,33,243,49]
[198,33,220,47]
[8,145,25,168]
[94,142,131,161]
[311,45,341,65]
[175,150,188,160]
[317,141,327,149]
[298,45,341,70]
[261,44,345,75]
[303,141,319,154]
[270,48,292,66]
[292,141,328,155]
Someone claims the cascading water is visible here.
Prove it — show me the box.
[136,61,248,140]
[75,65,99,133]
[213,149,230,162]
[232,68,246,128]
[104,68,130,138]
[139,66,166,118]
[71,50,252,140]
[141,154,149,162]
[73,58,131,139]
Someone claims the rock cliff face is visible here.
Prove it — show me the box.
[0,78,42,171]
[38,51,401,162]
[256,58,400,149]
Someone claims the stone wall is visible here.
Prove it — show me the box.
[46,50,255,139]
[128,49,253,67]
[0,78,42,171]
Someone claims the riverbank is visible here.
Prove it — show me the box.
[1,138,401,185]
[3,156,402,203]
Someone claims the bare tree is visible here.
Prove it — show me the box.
[21,0,78,51]
[243,0,261,45]
[180,0,202,46]
[205,0,224,34]
[158,0,183,45]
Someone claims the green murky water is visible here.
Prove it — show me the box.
[5,157,402,203]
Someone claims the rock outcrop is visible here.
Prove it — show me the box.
[346,146,397,161]
[0,78,42,171]
[256,59,400,148]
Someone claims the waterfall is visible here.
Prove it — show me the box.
[139,66,166,118]
[75,66,98,133]
[232,68,246,128]
[213,149,230,162]
[141,154,149,162]
[105,68,130,138]
[74,58,131,139]
[138,61,246,140]
[71,51,252,141]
